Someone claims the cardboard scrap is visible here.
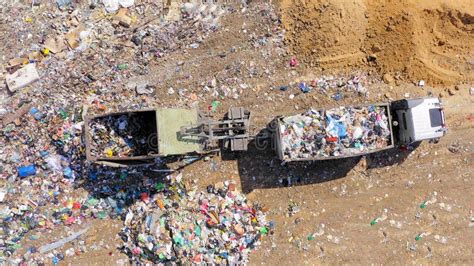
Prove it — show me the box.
[1,104,31,126]
[44,37,66,54]
[5,64,40,92]
[65,25,84,49]
[8,58,28,68]
[115,8,132,27]
[28,51,44,62]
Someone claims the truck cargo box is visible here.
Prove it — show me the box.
[84,108,202,164]
[275,103,394,162]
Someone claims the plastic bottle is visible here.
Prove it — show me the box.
[52,256,59,266]
[117,63,128,70]
[299,82,311,93]
[63,167,73,178]
[29,108,43,120]
[18,165,37,177]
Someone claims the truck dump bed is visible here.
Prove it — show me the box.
[275,103,394,162]
[156,108,200,156]
[84,108,202,163]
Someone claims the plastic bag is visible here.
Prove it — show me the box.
[46,155,63,173]
[102,0,119,12]
[102,0,134,13]
[119,0,134,8]
[353,127,363,139]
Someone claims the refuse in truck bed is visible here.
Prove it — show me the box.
[84,108,202,163]
[275,103,394,161]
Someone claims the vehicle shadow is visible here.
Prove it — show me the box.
[223,122,362,194]
[74,162,171,216]
[68,154,204,219]
[366,141,421,169]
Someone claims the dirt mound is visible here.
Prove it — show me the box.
[280,0,474,85]
[280,0,368,67]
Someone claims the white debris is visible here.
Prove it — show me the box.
[102,0,134,13]
[0,190,6,202]
[389,219,402,229]
[438,202,452,212]
[434,234,447,244]
[6,64,40,92]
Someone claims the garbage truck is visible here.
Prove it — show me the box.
[274,97,447,162]
[83,97,446,165]
[84,107,251,166]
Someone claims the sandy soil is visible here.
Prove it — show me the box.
[280,0,474,85]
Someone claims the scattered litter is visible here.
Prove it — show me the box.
[135,82,154,95]
[0,191,6,202]
[371,209,388,225]
[120,177,271,264]
[415,232,431,241]
[289,57,298,67]
[1,104,31,126]
[5,64,40,92]
[39,226,90,254]
[389,220,402,229]
[438,202,452,212]
[420,192,437,209]
[102,0,134,13]
[17,165,37,178]
[433,234,447,244]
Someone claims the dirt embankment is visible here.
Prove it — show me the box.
[280,0,474,85]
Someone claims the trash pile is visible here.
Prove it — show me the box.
[312,75,368,94]
[88,112,158,158]
[0,0,245,263]
[120,175,271,264]
[290,75,369,97]
[279,105,391,159]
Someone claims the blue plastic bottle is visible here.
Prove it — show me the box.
[18,165,37,177]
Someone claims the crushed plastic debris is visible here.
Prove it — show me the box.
[120,176,271,264]
[420,192,437,209]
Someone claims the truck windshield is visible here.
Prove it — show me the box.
[429,108,443,127]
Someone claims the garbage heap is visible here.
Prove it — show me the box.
[120,176,271,264]
[280,105,391,159]
[88,113,158,158]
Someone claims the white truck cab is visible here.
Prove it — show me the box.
[391,97,447,144]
